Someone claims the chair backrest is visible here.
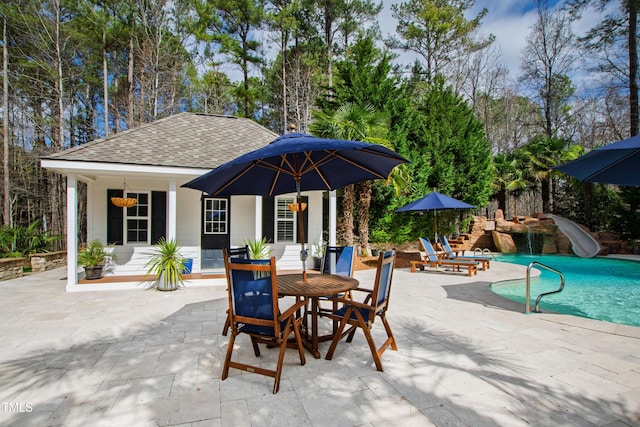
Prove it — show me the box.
[369,250,396,321]
[228,245,250,259]
[420,237,439,262]
[439,236,454,255]
[321,245,355,277]
[224,254,281,336]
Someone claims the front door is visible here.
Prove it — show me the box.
[201,197,230,269]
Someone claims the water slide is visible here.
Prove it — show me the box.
[548,214,600,258]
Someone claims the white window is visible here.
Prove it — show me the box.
[204,198,227,234]
[276,196,295,242]
[125,192,149,243]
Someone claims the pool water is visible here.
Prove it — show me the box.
[491,254,640,327]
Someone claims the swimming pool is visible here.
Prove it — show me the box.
[491,254,640,327]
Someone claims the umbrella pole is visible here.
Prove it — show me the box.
[296,180,308,282]
[434,211,438,242]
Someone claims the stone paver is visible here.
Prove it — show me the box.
[1,261,640,426]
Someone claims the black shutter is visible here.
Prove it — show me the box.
[262,197,275,242]
[151,191,167,244]
[296,196,309,244]
[107,189,124,245]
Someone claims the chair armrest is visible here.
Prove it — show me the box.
[332,297,375,311]
[278,299,307,321]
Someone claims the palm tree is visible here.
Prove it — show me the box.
[491,152,529,218]
[310,103,404,253]
[522,136,583,213]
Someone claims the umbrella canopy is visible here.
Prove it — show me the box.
[395,192,475,239]
[182,132,408,279]
[555,135,640,186]
[183,133,408,197]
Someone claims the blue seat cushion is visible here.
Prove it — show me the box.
[333,304,369,321]
[238,319,290,337]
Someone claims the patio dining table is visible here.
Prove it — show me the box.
[278,273,359,358]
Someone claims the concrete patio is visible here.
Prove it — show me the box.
[1,260,639,426]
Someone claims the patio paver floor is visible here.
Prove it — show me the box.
[1,260,639,426]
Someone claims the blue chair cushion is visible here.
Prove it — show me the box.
[333,304,369,321]
[238,319,289,337]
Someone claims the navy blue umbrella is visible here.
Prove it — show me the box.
[395,191,475,240]
[555,135,640,186]
[183,133,408,197]
[182,132,408,278]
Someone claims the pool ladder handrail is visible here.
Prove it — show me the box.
[526,261,565,313]
[474,247,497,260]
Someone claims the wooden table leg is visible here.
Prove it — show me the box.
[310,297,321,358]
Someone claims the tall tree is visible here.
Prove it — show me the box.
[313,36,405,249]
[310,103,390,251]
[266,0,301,132]
[520,0,576,213]
[411,78,492,207]
[313,0,381,93]
[568,0,639,137]
[2,11,9,225]
[191,0,265,118]
[73,0,130,136]
[521,0,576,140]
[390,0,493,83]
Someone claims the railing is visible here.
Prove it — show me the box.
[525,262,565,313]
[474,247,496,260]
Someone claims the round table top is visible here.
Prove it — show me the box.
[277,273,359,297]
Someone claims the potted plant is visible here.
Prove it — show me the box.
[243,237,272,259]
[145,237,186,291]
[312,241,325,270]
[78,240,111,280]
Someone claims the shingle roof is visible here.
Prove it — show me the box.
[43,113,280,170]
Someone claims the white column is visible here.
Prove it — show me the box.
[254,196,262,240]
[329,190,337,246]
[66,174,78,290]
[85,180,93,241]
[168,180,177,240]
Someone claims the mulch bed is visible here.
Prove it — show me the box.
[353,250,422,271]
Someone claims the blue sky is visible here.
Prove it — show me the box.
[379,0,606,80]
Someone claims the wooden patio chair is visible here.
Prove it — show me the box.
[222,255,306,394]
[221,246,250,336]
[318,245,356,315]
[325,250,398,371]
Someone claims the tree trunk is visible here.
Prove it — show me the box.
[583,182,594,229]
[541,178,551,213]
[342,184,355,245]
[128,32,134,128]
[103,31,109,137]
[324,0,334,92]
[3,16,10,225]
[243,52,249,118]
[282,29,287,133]
[497,189,506,214]
[357,181,372,255]
[54,0,66,241]
[629,0,639,136]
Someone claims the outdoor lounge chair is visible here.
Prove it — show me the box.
[416,237,479,277]
[222,255,307,394]
[439,235,491,270]
[325,250,398,371]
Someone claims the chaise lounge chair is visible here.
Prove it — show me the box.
[439,235,491,270]
[412,237,479,277]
